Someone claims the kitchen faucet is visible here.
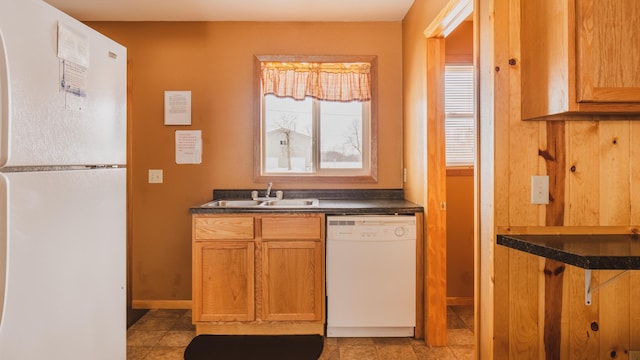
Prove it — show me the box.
[266,182,272,198]
[252,182,280,201]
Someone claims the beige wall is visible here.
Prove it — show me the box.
[88,21,404,302]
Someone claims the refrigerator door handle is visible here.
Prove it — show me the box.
[0,27,8,167]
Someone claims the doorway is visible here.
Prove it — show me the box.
[423,0,476,348]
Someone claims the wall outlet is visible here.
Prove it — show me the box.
[629,350,640,360]
[148,169,163,184]
[531,175,549,204]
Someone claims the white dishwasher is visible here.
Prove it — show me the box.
[326,215,416,337]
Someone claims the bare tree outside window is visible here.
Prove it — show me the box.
[273,114,297,171]
[344,119,362,157]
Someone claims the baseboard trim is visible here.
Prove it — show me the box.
[447,297,474,306]
[132,299,192,310]
[135,297,471,311]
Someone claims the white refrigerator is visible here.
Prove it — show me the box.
[0,0,127,359]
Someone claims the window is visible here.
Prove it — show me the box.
[254,56,377,182]
[444,65,475,168]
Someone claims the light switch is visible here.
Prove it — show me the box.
[148,169,163,184]
[531,175,549,204]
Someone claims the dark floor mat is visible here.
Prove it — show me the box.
[183,334,324,360]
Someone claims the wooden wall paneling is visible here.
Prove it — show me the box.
[567,264,600,360]
[505,99,539,225]
[493,0,515,356]
[505,0,544,351]
[494,245,510,358]
[598,120,632,358]
[631,121,640,351]
[599,270,631,359]
[493,0,510,232]
[566,121,601,359]
[542,121,566,360]
[490,0,519,359]
[508,249,540,359]
[558,261,571,360]
[566,121,601,224]
[632,121,640,223]
[598,121,631,226]
[506,0,542,229]
[477,0,498,355]
[632,271,640,351]
[503,40,541,358]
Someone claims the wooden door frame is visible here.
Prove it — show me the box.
[476,0,496,357]
[424,36,447,347]
[423,0,476,348]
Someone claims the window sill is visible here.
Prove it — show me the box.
[446,167,473,176]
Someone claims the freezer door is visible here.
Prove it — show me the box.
[0,169,126,360]
[0,0,126,167]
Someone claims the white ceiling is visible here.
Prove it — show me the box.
[44,0,415,22]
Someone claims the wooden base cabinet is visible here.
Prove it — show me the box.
[193,241,255,322]
[192,213,325,335]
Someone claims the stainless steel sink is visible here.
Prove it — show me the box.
[263,199,319,207]
[201,198,319,208]
[202,200,264,207]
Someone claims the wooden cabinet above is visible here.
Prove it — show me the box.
[520,0,640,120]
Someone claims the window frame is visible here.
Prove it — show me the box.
[254,55,378,183]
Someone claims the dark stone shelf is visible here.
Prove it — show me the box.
[497,234,640,270]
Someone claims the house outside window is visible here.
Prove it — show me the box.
[255,55,377,182]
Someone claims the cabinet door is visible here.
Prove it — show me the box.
[193,241,255,322]
[576,0,640,102]
[261,241,323,321]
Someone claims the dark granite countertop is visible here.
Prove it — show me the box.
[497,234,640,270]
[189,189,424,215]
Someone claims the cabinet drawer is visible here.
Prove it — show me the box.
[194,217,255,240]
[262,216,321,240]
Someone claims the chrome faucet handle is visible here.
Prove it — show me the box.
[266,182,273,198]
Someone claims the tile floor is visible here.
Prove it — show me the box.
[127,305,475,360]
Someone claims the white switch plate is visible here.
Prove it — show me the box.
[148,169,163,184]
[531,175,549,204]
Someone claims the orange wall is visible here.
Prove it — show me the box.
[444,22,474,300]
[402,0,449,205]
[87,21,403,302]
[446,174,474,298]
